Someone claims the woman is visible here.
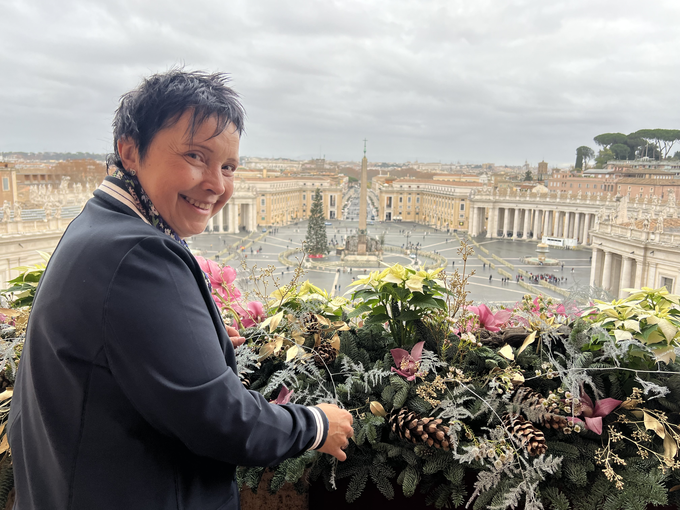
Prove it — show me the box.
[8,70,353,510]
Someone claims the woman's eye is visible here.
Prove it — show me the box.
[187,153,201,161]
[222,165,236,175]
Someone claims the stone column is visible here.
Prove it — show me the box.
[582,213,590,245]
[486,207,496,238]
[469,206,478,235]
[523,209,531,240]
[502,208,511,237]
[619,257,634,298]
[218,208,225,232]
[512,208,520,239]
[574,212,581,242]
[633,258,644,289]
[542,210,550,239]
[534,210,542,240]
[602,251,613,291]
[229,202,238,233]
[208,216,214,232]
[589,247,599,287]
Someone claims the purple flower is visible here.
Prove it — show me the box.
[568,388,621,435]
[390,341,425,381]
[271,385,294,405]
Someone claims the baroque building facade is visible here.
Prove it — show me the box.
[377,179,482,229]
[206,174,347,233]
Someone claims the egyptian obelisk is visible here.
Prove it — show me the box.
[357,140,368,254]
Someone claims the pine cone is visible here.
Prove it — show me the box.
[313,343,337,368]
[502,413,547,457]
[388,408,451,451]
[512,387,568,430]
[301,312,321,334]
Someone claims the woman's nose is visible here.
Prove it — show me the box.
[203,165,226,195]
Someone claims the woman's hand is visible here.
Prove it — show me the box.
[314,403,354,461]
[225,325,245,348]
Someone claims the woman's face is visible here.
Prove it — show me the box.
[118,111,240,238]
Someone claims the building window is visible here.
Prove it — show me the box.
[407,196,411,203]
[460,203,465,211]
[386,196,392,208]
[2,178,8,192]
[416,197,420,203]
[661,276,674,292]
[329,195,336,207]
[260,198,266,206]
[399,196,403,203]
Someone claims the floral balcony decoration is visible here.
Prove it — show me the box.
[1,253,680,510]
[391,341,425,381]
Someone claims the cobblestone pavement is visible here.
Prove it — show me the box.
[189,220,592,305]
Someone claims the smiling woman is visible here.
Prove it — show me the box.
[7,69,354,510]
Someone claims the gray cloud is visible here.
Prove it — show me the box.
[2,0,679,165]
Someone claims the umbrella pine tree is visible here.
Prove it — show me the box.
[304,188,328,256]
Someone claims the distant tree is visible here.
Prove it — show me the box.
[575,146,594,170]
[631,129,680,159]
[523,169,533,181]
[593,133,629,148]
[610,143,630,160]
[595,148,615,168]
[304,188,328,256]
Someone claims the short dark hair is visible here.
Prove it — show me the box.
[108,69,245,171]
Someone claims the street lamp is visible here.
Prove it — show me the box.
[414,245,419,265]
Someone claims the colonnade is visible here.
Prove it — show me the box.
[589,247,641,299]
[468,205,597,245]
[206,201,257,233]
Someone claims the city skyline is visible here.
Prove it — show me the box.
[2,1,680,166]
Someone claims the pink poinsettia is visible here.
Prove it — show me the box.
[270,385,294,404]
[466,304,512,332]
[568,389,621,435]
[390,341,424,381]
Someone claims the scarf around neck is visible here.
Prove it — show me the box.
[109,168,189,250]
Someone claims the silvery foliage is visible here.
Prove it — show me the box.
[467,452,562,510]
[419,347,448,375]
[635,375,671,400]
[0,333,22,377]
[339,357,391,400]
[541,325,601,400]
[235,343,260,378]
[260,354,334,404]
[435,385,476,451]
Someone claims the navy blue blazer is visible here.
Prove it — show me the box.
[8,178,327,509]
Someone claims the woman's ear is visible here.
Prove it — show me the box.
[117,137,140,171]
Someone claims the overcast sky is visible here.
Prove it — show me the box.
[1,0,679,166]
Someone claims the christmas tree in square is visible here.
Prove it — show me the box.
[305,188,328,257]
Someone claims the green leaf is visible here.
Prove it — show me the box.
[396,310,420,322]
[347,303,373,318]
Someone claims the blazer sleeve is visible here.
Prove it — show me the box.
[102,236,325,467]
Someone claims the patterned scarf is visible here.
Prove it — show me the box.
[110,168,189,250]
